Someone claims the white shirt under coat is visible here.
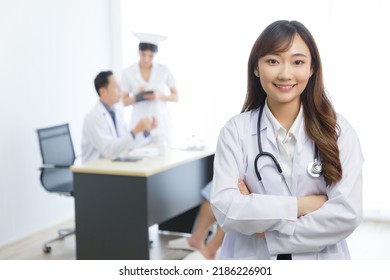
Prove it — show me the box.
[81,101,149,163]
[264,101,303,195]
[211,106,364,260]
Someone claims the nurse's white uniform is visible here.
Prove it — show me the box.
[121,62,176,144]
[82,101,149,163]
[211,108,364,260]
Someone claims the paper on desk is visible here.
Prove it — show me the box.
[128,146,159,157]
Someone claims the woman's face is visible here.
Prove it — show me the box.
[256,34,313,108]
[139,50,155,67]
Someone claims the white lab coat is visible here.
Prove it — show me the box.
[81,101,149,163]
[121,62,176,144]
[211,108,364,260]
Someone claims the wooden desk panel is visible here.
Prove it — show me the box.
[72,150,214,260]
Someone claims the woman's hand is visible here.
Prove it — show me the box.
[138,86,147,93]
[143,92,159,100]
[297,195,328,217]
[256,233,265,238]
[237,178,251,195]
[122,92,135,106]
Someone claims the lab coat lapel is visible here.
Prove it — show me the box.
[295,121,310,155]
[291,122,311,195]
[97,102,118,138]
[250,107,280,162]
[249,108,284,195]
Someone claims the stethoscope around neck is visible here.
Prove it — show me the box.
[254,105,322,194]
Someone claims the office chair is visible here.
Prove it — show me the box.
[36,123,76,253]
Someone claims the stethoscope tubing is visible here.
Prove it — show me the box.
[254,105,322,185]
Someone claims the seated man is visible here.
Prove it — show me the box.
[82,70,157,162]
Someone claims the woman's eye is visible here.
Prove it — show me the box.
[294,60,304,65]
[267,59,278,65]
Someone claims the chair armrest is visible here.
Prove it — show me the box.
[39,164,71,170]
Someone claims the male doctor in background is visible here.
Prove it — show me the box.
[82,70,157,163]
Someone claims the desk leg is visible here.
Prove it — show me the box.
[74,173,149,260]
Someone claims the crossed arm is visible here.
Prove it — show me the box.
[236,178,327,238]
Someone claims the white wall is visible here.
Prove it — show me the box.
[326,0,390,220]
[0,0,117,246]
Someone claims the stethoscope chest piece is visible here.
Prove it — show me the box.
[307,161,322,178]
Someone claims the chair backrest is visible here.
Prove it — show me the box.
[36,124,75,194]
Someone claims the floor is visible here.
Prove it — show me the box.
[0,219,389,260]
[348,219,390,260]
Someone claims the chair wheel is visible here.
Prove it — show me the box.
[43,245,52,254]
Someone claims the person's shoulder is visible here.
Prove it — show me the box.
[336,113,354,131]
[222,109,255,131]
[154,62,166,68]
[154,62,170,72]
[230,109,257,123]
[122,63,138,73]
[336,112,360,141]
[84,102,101,122]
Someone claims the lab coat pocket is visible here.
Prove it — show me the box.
[317,252,345,260]
[219,232,270,260]
[316,244,345,260]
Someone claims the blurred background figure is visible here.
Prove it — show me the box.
[82,70,157,163]
[121,32,178,148]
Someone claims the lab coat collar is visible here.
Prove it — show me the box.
[100,100,114,114]
[264,101,304,143]
[295,117,310,154]
[250,107,270,136]
[250,106,278,151]
[249,103,310,153]
[96,101,118,138]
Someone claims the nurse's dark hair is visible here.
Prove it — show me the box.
[139,43,158,53]
[242,20,342,186]
[94,70,113,96]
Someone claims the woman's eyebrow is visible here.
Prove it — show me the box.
[291,53,308,58]
[265,52,308,57]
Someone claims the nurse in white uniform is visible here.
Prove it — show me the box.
[211,20,364,260]
[121,32,178,145]
[82,71,157,163]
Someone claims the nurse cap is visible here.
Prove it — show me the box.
[133,32,167,53]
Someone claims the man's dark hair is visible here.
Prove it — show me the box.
[94,71,113,96]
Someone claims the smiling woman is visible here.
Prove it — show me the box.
[211,20,363,260]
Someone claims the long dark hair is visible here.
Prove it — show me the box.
[242,20,342,186]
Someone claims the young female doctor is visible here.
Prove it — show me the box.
[211,20,364,260]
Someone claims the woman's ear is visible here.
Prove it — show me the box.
[254,67,260,77]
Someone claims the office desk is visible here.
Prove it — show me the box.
[71,149,214,260]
